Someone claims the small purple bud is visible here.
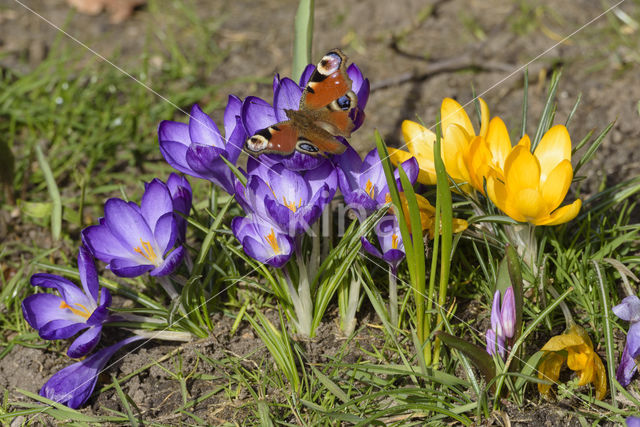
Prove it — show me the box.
[490,289,502,336]
[485,328,506,358]
[501,286,516,339]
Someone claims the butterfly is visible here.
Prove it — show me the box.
[244,49,359,157]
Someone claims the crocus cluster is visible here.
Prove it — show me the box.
[390,98,581,226]
[485,287,516,359]
[24,173,192,408]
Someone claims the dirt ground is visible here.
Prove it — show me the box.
[1,0,639,424]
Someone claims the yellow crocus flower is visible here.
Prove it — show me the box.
[389,98,489,192]
[394,193,468,239]
[463,117,512,193]
[486,125,581,225]
[537,324,607,400]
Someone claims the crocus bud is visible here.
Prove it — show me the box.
[501,286,516,339]
[490,290,503,336]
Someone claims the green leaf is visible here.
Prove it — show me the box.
[0,137,14,203]
[435,331,496,387]
[292,0,315,81]
[34,143,62,240]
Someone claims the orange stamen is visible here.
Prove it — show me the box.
[365,179,376,199]
[59,301,92,320]
[392,234,399,249]
[265,228,281,255]
[134,239,158,264]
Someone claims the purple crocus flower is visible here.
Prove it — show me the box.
[82,177,185,278]
[234,157,337,237]
[361,215,405,273]
[159,96,246,194]
[336,146,419,221]
[627,416,640,427]
[231,215,294,268]
[40,335,144,408]
[613,295,640,386]
[22,247,112,358]
[241,62,369,171]
[165,173,192,242]
[485,286,516,359]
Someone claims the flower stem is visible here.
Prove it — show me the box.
[389,266,398,328]
[294,254,314,337]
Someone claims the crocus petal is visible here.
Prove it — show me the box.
[442,124,471,183]
[441,98,475,140]
[540,160,573,212]
[30,274,92,310]
[360,236,383,259]
[242,96,277,135]
[104,199,156,261]
[490,289,502,335]
[627,321,640,358]
[41,336,144,409]
[158,120,189,146]
[224,94,243,137]
[501,287,516,339]
[82,224,131,264]
[477,98,490,137]
[188,104,223,148]
[154,212,177,255]
[537,351,565,397]
[22,293,67,330]
[299,64,316,87]
[627,417,640,427]
[616,342,638,387]
[140,180,173,231]
[613,295,640,323]
[67,326,102,358]
[225,116,246,164]
[39,319,88,340]
[150,246,185,276]
[514,188,545,222]
[485,117,511,170]
[534,199,582,226]
[274,78,302,121]
[159,140,208,179]
[77,246,99,301]
[305,160,337,196]
[109,257,154,278]
[504,145,540,193]
[534,125,571,183]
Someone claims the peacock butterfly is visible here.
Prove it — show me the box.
[244,49,359,157]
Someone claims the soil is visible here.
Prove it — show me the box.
[1,0,639,424]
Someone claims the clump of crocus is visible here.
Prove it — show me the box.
[241,62,369,171]
[485,286,516,359]
[231,215,294,268]
[612,295,640,387]
[486,125,581,225]
[40,335,144,408]
[537,323,607,400]
[22,247,113,358]
[336,146,418,221]
[389,97,489,192]
[159,97,246,194]
[235,158,337,238]
[82,174,189,278]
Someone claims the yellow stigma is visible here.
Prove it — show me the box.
[365,179,376,199]
[282,196,302,212]
[265,228,282,255]
[385,192,392,204]
[392,233,399,249]
[59,301,92,320]
[134,239,158,264]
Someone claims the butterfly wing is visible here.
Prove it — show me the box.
[245,121,299,156]
[244,49,357,157]
[245,120,346,157]
[300,49,359,137]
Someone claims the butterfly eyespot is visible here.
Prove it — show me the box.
[297,141,319,153]
[246,135,269,152]
[317,52,342,76]
[336,95,351,110]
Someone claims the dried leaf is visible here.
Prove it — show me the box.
[66,0,146,23]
